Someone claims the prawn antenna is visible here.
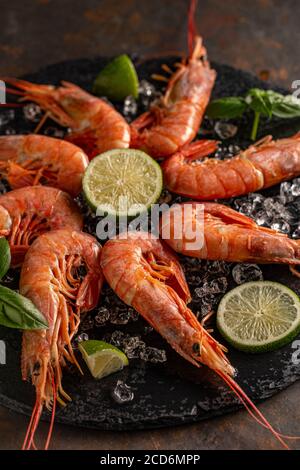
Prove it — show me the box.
[188,0,198,57]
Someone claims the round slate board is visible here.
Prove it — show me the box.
[0,57,300,431]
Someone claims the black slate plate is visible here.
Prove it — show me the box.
[0,57,300,431]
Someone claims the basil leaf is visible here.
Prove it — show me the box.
[0,238,11,280]
[0,285,48,330]
[271,94,300,118]
[206,97,247,119]
[246,88,273,118]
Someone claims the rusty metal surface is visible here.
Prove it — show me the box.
[0,0,299,88]
[0,0,299,451]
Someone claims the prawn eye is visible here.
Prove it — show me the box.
[192,342,201,356]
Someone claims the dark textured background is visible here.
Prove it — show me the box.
[1,0,300,87]
[0,0,300,451]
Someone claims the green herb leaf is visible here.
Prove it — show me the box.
[0,285,48,330]
[271,94,300,119]
[0,238,11,280]
[246,88,273,118]
[206,97,247,119]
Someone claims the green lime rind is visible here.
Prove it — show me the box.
[93,54,139,101]
[79,340,129,380]
[79,339,126,357]
[217,281,300,354]
[82,149,163,217]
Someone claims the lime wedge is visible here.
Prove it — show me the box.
[217,281,300,353]
[79,340,129,379]
[83,149,163,217]
[93,54,139,100]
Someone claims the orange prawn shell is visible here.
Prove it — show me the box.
[0,134,88,196]
[163,134,300,200]
[100,231,233,375]
[3,79,131,159]
[161,202,300,264]
[130,37,216,159]
[0,186,83,266]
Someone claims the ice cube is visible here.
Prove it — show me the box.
[206,260,231,276]
[199,294,215,315]
[140,346,167,363]
[110,330,126,347]
[111,380,134,404]
[123,336,145,359]
[214,121,238,139]
[110,308,132,325]
[23,103,42,122]
[280,182,294,204]
[232,263,263,284]
[271,221,290,234]
[237,201,254,216]
[291,182,300,198]
[228,144,241,155]
[292,225,300,239]
[123,95,137,118]
[75,333,89,343]
[195,277,228,296]
[128,307,139,322]
[255,210,271,227]
[138,79,155,97]
[0,109,15,126]
[94,306,110,326]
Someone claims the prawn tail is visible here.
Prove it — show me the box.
[217,370,290,450]
[181,139,218,160]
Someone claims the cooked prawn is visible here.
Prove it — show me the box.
[161,202,300,276]
[0,134,88,196]
[162,134,300,200]
[100,230,290,449]
[20,229,103,450]
[3,80,130,159]
[0,186,83,266]
[130,0,216,159]
[0,205,11,237]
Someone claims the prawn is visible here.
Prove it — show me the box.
[2,80,130,159]
[0,186,83,266]
[100,231,291,449]
[0,134,88,197]
[162,134,300,200]
[0,205,11,237]
[20,229,103,450]
[130,0,216,159]
[161,202,300,275]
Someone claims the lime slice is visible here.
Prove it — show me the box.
[217,281,300,353]
[93,54,139,100]
[83,149,163,217]
[79,340,128,379]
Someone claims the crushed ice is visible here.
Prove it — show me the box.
[111,380,134,404]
